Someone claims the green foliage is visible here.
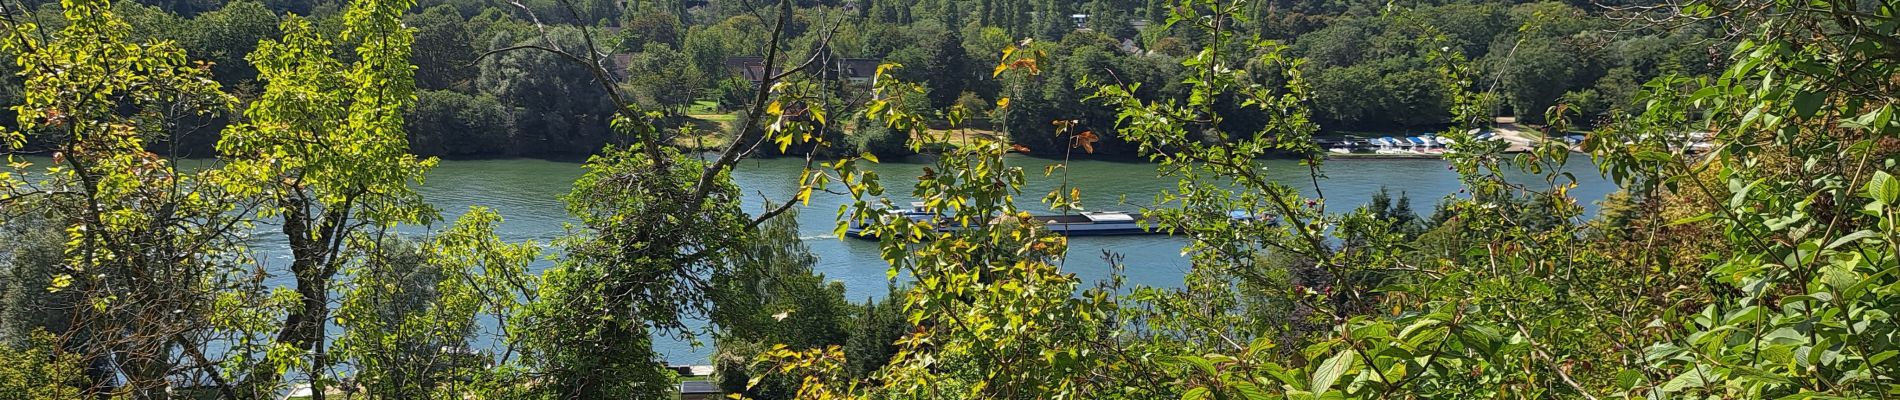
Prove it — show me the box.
[335,207,542,399]
[842,287,907,379]
[845,116,913,156]
[0,200,73,342]
[521,142,745,399]
[1,0,242,395]
[712,209,852,349]
[624,41,707,114]
[410,4,480,91]
[474,25,618,155]
[0,331,87,400]
[760,0,1899,399]
[2,0,1892,398]
[406,89,513,156]
[216,0,437,393]
[711,210,855,398]
[179,1,280,86]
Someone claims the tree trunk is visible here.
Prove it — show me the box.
[244,196,334,398]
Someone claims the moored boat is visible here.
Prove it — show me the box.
[846,206,1271,239]
[1026,211,1154,236]
[844,202,952,239]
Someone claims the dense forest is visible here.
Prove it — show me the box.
[0,0,1718,157]
[1,0,1897,398]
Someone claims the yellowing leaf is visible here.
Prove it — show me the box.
[48,274,72,292]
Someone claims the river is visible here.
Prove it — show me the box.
[13,154,1619,364]
[413,155,1616,364]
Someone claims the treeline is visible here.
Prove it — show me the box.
[0,0,1718,157]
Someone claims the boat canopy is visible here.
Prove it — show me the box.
[1081,212,1136,223]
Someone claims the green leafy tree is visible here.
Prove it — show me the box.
[522,144,744,399]
[410,4,479,91]
[0,200,73,343]
[0,331,87,400]
[711,209,854,399]
[406,89,514,156]
[624,42,706,115]
[0,0,241,396]
[619,12,682,50]
[216,0,437,394]
[181,1,280,86]
[334,207,541,399]
[476,26,618,155]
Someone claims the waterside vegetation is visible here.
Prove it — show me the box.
[0,0,1896,399]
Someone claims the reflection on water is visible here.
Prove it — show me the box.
[12,154,1618,364]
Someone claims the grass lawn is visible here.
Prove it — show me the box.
[669,114,736,150]
[916,127,1003,148]
[690,113,738,123]
[686,100,721,115]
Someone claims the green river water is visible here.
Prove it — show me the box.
[417,155,1616,364]
[17,154,1618,364]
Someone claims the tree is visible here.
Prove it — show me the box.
[334,208,541,399]
[0,332,86,400]
[710,209,853,398]
[0,0,241,396]
[624,42,706,115]
[1032,0,1072,40]
[476,26,619,155]
[619,11,682,50]
[181,1,280,86]
[522,145,746,399]
[841,285,906,379]
[0,200,73,344]
[909,25,971,108]
[410,4,479,91]
[1494,38,1588,124]
[406,89,513,156]
[216,0,437,395]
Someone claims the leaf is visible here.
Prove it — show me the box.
[1178,355,1217,376]
[1867,170,1897,204]
[1232,382,1272,399]
[996,97,1011,108]
[1667,212,1714,227]
[1072,130,1100,153]
[1792,90,1824,118]
[1310,350,1353,393]
[1182,387,1211,400]
[1659,365,1711,392]
[1824,230,1877,250]
[48,274,72,292]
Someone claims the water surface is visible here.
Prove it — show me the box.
[14,154,1619,364]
